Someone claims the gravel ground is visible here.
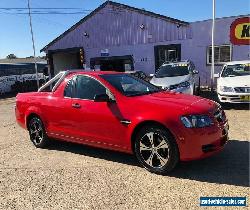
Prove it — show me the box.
[0,97,249,210]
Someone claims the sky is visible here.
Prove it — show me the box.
[0,0,249,58]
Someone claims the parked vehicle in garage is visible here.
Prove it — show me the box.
[215,60,250,103]
[15,70,228,174]
[150,60,199,95]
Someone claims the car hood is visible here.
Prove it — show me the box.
[133,91,216,114]
[150,74,191,87]
[218,75,250,87]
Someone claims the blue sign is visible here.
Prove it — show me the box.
[101,49,109,57]
[101,53,109,56]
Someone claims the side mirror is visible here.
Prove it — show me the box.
[94,94,114,102]
[214,73,219,78]
[193,70,199,74]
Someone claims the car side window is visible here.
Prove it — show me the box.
[74,75,107,100]
[64,78,74,97]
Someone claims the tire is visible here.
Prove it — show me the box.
[134,125,179,174]
[28,116,49,148]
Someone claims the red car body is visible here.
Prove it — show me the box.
[15,71,228,161]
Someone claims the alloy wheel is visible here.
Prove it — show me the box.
[29,118,44,145]
[139,132,170,168]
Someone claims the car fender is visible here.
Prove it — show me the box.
[25,106,48,129]
[127,113,182,152]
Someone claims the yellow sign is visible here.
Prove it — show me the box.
[235,23,250,40]
[230,17,250,45]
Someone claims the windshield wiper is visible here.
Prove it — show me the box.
[126,92,146,97]
[156,74,187,78]
[126,89,162,97]
[150,89,164,93]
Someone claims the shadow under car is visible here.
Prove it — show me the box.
[45,139,249,187]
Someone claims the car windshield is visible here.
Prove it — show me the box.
[155,64,190,78]
[221,64,250,77]
[101,74,162,96]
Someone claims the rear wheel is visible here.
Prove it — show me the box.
[28,117,49,148]
[134,125,179,174]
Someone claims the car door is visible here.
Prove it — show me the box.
[65,75,127,148]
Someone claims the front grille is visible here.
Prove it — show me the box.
[214,108,226,123]
[219,95,249,102]
[234,87,250,93]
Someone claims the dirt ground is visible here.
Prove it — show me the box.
[0,96,249,210]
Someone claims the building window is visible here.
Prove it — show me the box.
[154,44,181,71]
[207,45,232,65]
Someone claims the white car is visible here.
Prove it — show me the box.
[150,61,199,95]
[215,60,250,103]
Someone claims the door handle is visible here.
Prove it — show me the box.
[72,103,81,108]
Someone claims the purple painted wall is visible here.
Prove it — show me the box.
[185,17,250,85]
[47,5,191,51]
[45,3,249,85]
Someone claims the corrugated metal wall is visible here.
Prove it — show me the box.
[47,4,192,51]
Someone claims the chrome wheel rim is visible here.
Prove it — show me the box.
[139,132,170,168]
[29,119,43,145]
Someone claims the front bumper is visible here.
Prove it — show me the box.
[160,85,193,95]
[177,121,229,161]
[218,93,250,103]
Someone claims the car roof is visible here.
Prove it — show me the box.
[66,70,124,76]
[39,70,125,92]
[224,60,250,65]
[162,60,191,65]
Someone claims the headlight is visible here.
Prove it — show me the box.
[220,86,234,92]
[162,86,169,90]
[178,81,190,88]
[180,115,213,128]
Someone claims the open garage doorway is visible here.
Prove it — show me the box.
[90,55,134,72]
[48,47,84,76]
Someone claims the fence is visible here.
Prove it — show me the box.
[0,63,47,94]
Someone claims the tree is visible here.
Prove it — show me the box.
[25,55,34,59]
[6,54,17,59]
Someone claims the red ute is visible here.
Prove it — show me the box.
[15,70,229,174]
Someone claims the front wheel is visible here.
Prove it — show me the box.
[134,125,179,174]
[28,117,49,148]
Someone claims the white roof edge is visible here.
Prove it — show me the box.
[224,60,250,65]
[191,14,250,24]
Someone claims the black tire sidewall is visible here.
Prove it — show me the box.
[134,125,179,174]
[28,117,48,148]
